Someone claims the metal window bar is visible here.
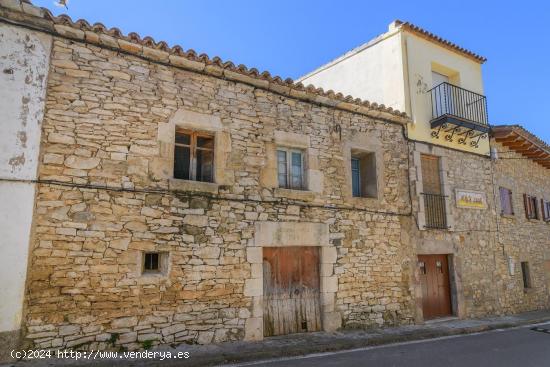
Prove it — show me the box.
[421,193,448,229]
[428,82,488,126]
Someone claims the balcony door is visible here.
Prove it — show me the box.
[431,71,453,116]
[432,71,449,88]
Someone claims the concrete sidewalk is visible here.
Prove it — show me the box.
[4,310,550,367]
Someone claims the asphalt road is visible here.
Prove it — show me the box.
[231,323,550,367]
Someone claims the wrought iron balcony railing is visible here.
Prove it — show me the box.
[428,82,489,148]
[429,82,488,127]
[421,193,448,229]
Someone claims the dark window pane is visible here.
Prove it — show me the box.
[291,152,303,189]
[521,262,531,288]
[174,145,190,180]
[144,253,159,271]
[196,148,214,182]
[175,132,191,145]
[351,158,361,197]
[277,150,288,188]
[197,136,214,149]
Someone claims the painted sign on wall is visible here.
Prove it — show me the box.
[455,189,487,209]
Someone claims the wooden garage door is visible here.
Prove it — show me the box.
[418,254,452,320]
[263,247,321,336]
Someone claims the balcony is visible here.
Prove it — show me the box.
[428,82,489,148]
[421,193,448,229]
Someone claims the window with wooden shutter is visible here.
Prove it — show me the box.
[420,155,447,229]
[499,187,514,216]
[421,155,441,194]
[524,194,539,220]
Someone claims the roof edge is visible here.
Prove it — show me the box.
[492,125,550,151]
[395,20,487,64]
[492,125,550,169]
[0,1,410,125]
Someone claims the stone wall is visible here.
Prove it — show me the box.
[23,35,415,350]
[407,142,501,319]
[4,0,550,357]
[492,141,550,314]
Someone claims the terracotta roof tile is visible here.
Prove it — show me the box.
[492,125,550,151]
[0,6,399,121]
[395,20,487,63]
[492,125,550,169]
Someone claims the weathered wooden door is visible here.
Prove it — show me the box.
[418,254,452,320]
[263,247,321,336]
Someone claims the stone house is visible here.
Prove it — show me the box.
[300,19,500,321]
[1,0,550,360]
[0,0,416,355]
[491,125,550,314]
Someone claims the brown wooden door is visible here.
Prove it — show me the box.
[263,247,321,336]
[418,254,452,320]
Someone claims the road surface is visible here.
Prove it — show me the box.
[228,322,550,367]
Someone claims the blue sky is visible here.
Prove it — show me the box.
[33,0,550,143]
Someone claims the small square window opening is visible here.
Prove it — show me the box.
[143,252,163,274]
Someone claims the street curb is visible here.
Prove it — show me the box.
[188,316,550,367]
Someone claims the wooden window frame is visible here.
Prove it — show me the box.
[277,147,306,190]
[499,187,514,216]
[174,129,215,182]
[524,194,539,220]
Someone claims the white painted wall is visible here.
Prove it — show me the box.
[0,182,38,331]
[0,23,52,332]
[299,30,407,113]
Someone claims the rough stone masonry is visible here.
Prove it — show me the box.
[1,0,550,358]
[0,3,417,352]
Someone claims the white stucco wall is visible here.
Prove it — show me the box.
[0,182,38,332]
[299,30,407,113]
[0,23,52,332]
